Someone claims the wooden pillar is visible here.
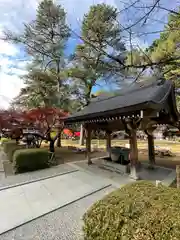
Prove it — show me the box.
[79,124,84,146]
[147,134,155,168]
[85,126,92,165]
[106,131,111,159]
[129,130,139,180]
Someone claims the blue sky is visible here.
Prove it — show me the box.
[0,0,179,108]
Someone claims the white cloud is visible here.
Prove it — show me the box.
[0,39,18,56]
[0,48,28,108]
[0,0,38,32]
[7,68,27,76]
[0,55,26,108]
[0,73,24,109]
[0,0,38,109]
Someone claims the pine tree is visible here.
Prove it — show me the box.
[68,3,126,104]
[5,0,70,94]
[148,9,180,87]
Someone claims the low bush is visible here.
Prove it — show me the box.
[8,145,26,162]
[13,148,50,173]
[83,181,180,240]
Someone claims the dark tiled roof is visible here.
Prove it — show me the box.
[65,80,178,123]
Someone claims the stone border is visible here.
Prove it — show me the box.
[161,170,176,187]
[73,158,176,187]
[141,162,176,187]
[96,159,129,175]
[0,184,112,236]
[0,169,79,191]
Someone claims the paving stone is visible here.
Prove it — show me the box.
[0,186,116,240]
[0,164,76,190]
[0,170,111,235]
[69,161,135,187]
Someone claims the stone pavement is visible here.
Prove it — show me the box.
[0,164,77,190]
[0,185,116,240]
[68,161,135,187]
[0,170,111,235]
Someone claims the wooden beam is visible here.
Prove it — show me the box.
[147,134,155,168]
[85,127,92,165]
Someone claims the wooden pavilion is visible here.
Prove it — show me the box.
[64,79,179,179]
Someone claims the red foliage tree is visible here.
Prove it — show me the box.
[25,107,68,151]
[0,108,68,152]
[0,110,26,141]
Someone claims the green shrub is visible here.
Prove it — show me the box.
[8,145,26,162]
[83,181,180,240]
[13,148,50,173]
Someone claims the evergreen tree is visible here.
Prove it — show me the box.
[5,0,70,97]
[148,9,180,87]
[13,70,59,109]
[68,3,126,105]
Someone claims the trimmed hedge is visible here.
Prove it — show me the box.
[13,148,50,173]
[83,181,180,240]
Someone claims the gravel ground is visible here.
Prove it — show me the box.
[0,164,76,190]
[0,185,116,240]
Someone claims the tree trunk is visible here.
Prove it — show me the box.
[56,128,62,148]
[47,132,55,153]
[79,124,84,146]
[49,140,55,152]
